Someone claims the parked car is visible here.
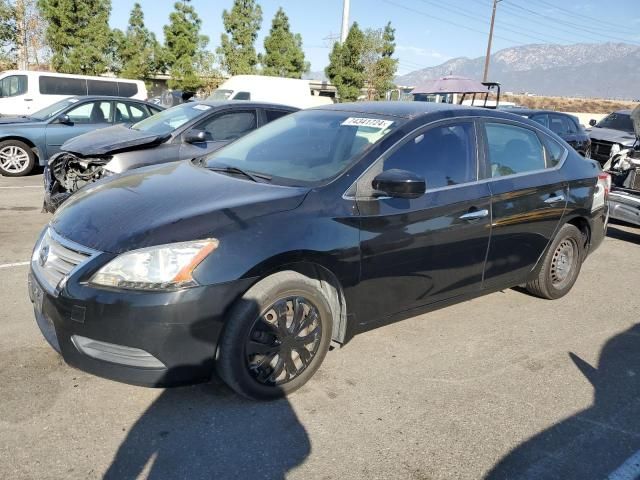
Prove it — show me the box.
[0,70,147,116]
[29,102,608,400]
[602,105,640,226]
[0,96,162,177]
[587,110,637,165]
[43,101,298,212]
[514,109,591,157]
[209,75,333,108]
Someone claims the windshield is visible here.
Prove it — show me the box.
[208,89,233,101]
[202,110,400,186]
[31,98,79,120]
[595,112,634,132]
[131,102,211,135]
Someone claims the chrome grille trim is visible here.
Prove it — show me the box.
[31,227,101,294]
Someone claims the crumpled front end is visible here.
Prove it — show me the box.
[43,152,112,213]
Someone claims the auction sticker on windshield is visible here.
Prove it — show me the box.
[341,117,394,129]
[193,104,212,111]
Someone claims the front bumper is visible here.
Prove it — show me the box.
[608,189,640,226]
[29,267,255,387]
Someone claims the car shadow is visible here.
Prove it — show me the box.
[485,323,640,479]
[104,298,311,480]
[607,223,640,245]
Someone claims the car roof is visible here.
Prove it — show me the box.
[509,109,576,117]
[613,109,633,115]
[67,95,159,105]
[192,100,299,111]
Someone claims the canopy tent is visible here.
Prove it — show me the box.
[410,75,501,109]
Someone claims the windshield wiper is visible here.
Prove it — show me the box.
[206,164,272,183]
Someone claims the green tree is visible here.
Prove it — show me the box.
[38,0,111,74]
[163,1,208,91]
[325,22,365,102]
[261,8,308,78]
[217,0,262,76]
[114,3,163,80]
[363,22,398,100]
[0,0,16,68]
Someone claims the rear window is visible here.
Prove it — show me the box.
[118,82,138,97]
[232,91,251,100]
[39,76,87,95]
[87,79,118,96]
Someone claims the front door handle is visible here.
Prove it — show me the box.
[24,98,33,101]
[544,194,565,204]
[459,209,489,221]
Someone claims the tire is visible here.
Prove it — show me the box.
[0,139,35,177]
[526,224,584,299]
[216,271,333,400]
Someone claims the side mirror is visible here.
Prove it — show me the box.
[58,114,72,125]
[589,119,597,127]
[184,129,207,144]
[372,169,426,199]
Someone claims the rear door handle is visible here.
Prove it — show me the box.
[544,194,565,204]
[459,209,489,221]
[24,98,33,101]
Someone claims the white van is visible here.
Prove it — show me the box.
[0,70,147,116]
[209,75,333,109]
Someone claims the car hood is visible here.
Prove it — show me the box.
[0,116,41,125]
[588,127,636,146]
[51,160,309,253]
[61,124,170,156]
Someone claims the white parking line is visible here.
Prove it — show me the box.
[0,261,29,269]
[607,450,640,480]
[0,186,41,189]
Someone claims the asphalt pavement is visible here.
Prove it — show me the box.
[1,173,639,480]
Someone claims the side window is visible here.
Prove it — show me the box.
[0,75,28,97]
[127,103,148,121]
[114,102,131,122]
[383,122,476,189]
[530,114,548,128]
[39,76,87,95]
[548,115,565,136]
[233,91,251,100]
[87,79,118,96]
[265,109,290,123]
[484,123,546,177]
[118,82,138,97]
[195,111,257,141]
[562,116,578,134]
[541,134,566,167]
[66,101,112,124]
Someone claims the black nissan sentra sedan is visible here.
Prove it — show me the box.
[29,102,609,400]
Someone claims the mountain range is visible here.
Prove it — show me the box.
[395,42,640,99]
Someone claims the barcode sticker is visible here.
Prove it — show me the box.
[341,117,394,129]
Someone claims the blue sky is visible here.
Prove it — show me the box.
[110,0,640,76]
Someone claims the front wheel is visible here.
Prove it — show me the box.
[0,140,35,177]
[526,224,584,299]
[216,271,333,400]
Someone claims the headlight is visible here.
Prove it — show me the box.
[610,143,621,156]
[90,239,219,290]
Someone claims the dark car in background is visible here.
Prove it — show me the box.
[29,102,608,400]
[514,109,591,157]
[43,100,298,212]
[587,110,637,165]
[0,96,162,177]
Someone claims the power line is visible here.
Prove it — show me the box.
[496,0,640,45]
[381,0,528,46]
[531,0,638,35]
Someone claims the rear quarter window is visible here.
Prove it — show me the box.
[118,82,138,97]
[87,79,118,96]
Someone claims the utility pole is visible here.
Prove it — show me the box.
[483,0,501,82]
[340,0,350,43]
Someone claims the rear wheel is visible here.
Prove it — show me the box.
[526,224,584,299]
[0,140,35,177]
[216,271,332,400]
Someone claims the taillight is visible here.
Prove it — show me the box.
[598,172,611,196]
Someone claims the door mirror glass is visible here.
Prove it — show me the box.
[372,169,426,199]
[57,113,72,125]
[184,129,207,144]
[589,119,597,127]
